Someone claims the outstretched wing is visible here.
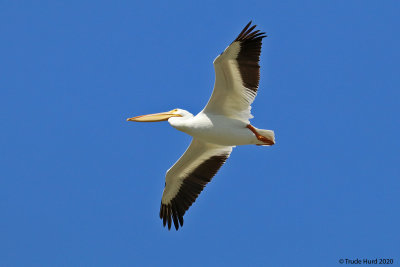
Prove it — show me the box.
[203,21,267,123]
[160,139,233,230]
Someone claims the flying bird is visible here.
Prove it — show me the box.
[127,22,275,230]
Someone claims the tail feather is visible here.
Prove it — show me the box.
[255,128,275,146]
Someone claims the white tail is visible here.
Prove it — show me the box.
[256,128,275,146]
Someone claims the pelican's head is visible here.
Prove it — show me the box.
[126,108,192,122]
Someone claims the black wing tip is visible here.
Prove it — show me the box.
[160,203,184,231]
[235,21,267,42]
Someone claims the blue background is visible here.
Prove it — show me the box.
[1,1,399,266]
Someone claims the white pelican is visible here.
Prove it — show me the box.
[127,22,275,230]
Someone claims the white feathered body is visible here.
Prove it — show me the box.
[169,112,274,146]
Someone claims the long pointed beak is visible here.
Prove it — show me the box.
[126,111,182,122]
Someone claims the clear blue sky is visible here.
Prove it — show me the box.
[1,1,399,266]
